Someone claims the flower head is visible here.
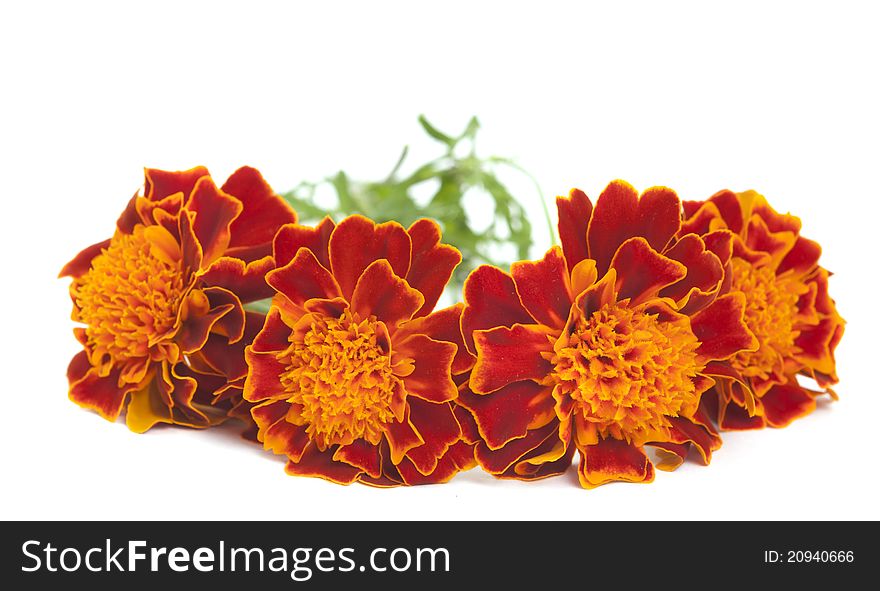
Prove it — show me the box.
[458,181,758,488]
[681,190,844,429]
[243,215,475,485]
[61,166,297,432]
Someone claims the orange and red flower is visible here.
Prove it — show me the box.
[61,166,297,432]
[680,190,844,429]
[243,215,476,485]
[458,180,759,488]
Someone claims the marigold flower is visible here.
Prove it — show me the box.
[458,180,759,488]
[680,190,844,429]
[61,166,297,432]
[243,215,476,485]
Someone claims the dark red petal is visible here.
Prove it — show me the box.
[556,188,592,272]
[691,293,758,361]
[475,421,559,474]
[273,217,335,268]
[659,233,723,306]
[457,380,554,449]
[184,176,244,268]
[720,400,766,430]
[385,413,425,465]
[178,210,203,272]
[702,230,735,266]
[399,335,457,403]
[577,436,654,488]
[145,166,209,201]
[267,247,341,311]
[68,359,127,421]
[777,235,822,277]
[243,349,285,402]
[351,259,424,328]
[511,246,572,330]
[461,265,533,353]
[610,237,687,304]
[116,192,141,234]
[405,400,462,475]
[286,444,361,485]
[200,255,275,303]
[667,416,721,465]
[396,304,474,375]
[328,215,412,300]
[586,180,639,274]
[59,239,111,279]
[251,307,292,353]
[333,439,382,479]
[795,317,839,375]
[406,218,462,317]
[222,166,298,252]
[204,286,246,342]
[762,384,817,428]
[471,324,553,394]
[588,182,681,275]
[751,195,801,234]
[707,190,745,233]
[680,201,722,236]
[575,267,618,319]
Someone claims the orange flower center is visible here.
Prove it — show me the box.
[548,302,702,443]
[73,226,186,366]
[728,257,800,381]
[278,309,401,449]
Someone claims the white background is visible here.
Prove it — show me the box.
[1,1,877,520]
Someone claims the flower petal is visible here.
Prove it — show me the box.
[243,348,285,402]
[471,324,554,394]
[200,255,275,303]
[145,166,209,202]
[405,400,462,475]
[184,176,244,268]
[396,304,473,375]
[328,215,412,300]
[794,317,840,375]
[384,412,425,465]
[610,237,687,304]
[398,335,457,403]
[125,379,173,433]
[350,259,424,328]
[706,190,746,233]
[691,293,758,362]
[474,421,559,475]
[762,383,818,428]
[461,265,533,353]
[406,218,462,317]
[659,233,724,307]
[556,188,592,272]
[222,166,298,258]
[587,181,681,275]
[267,247,341,310]
[511,246,572,330]
[719,400,766,430]
[68,356,127,421]
[59,239,110,279]
[577,436,654,488]
[333,439,382,479]
[273,217,335,268]
[457,380,554,450]
[251,307,292,353]
[286,444,361,485]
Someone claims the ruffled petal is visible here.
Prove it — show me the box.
[405,400,462,475]
[461,265,533,353]
[384,412,425,465]
[58,239,110,279]
[396,304,474,375]
[350,259,424,329]
[145,166,209,202]
[333,439,382,479]
[328,215,412,300]
[200,255,275,303]
[222,166,298,258]
[406,218,462,317]
[266,248,341,310]
[510,246,572,330]
[273,217,335,268]
[286,444,361,485]
[691,293,758,362]
[475,421,560,475]
[471,324,554,394]
[556,188,592,272]
[398,335,457,403]
[68,355,128,421]
[706,190,745,233]
[577,436,654,488]
[126,378,173,433]
[659,233,724,309]
[243,348,285,402]
[457,380,554,450]
[762,383,817,428]
[610,237,687,304]
[184,176,244,268]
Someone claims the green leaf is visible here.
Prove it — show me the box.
[418,115,456,148]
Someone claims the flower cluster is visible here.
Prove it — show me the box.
[62,168,843,488]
